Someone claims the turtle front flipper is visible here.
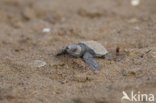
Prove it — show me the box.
[83,52,99,71]
[56,48,66,56]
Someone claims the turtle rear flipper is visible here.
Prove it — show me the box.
[83,52,99,70]
[105,54,117,59]
[105,54,124,59]
[56,48,66,56]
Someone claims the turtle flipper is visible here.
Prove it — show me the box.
[105,54,117,59]
[83,52,99,70]
[56,48,66,56]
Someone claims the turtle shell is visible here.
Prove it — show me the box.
[81,41,108,57]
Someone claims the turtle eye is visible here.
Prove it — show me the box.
[73,48,77,52]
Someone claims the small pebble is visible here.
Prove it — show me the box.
[127,18,138,23]
[42,28,50,32]
[131,0,140,6]
[30,60,46,67]
[134,26,140,30]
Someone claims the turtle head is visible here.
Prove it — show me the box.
[66,43,82,57]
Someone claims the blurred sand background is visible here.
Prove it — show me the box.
[0,0,156,103]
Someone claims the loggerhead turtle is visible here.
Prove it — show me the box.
[56,41,117,70]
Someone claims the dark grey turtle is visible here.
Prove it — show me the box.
[56,41,117,70]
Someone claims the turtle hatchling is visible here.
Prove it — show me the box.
[56,41,117,70]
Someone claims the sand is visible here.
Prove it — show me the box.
[0,0,156,103]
